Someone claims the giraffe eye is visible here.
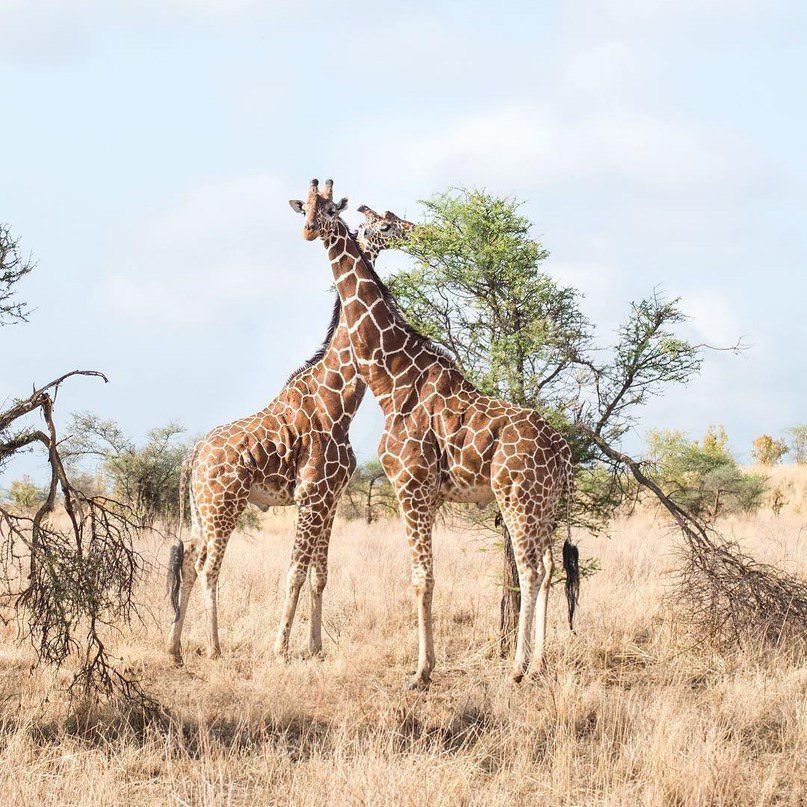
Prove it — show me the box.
[380,223,391,232]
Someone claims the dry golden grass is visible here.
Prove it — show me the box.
[0,496,805,805]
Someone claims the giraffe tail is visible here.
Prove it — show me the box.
[561,456,580,631]
[168,445,195,622]
[177,444,195,539]
[167,540,184,623]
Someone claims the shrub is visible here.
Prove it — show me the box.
[339,460,398,523]
[5,475,47,513]
[647,426,766,519]
[751,434,789,466]
[66,415,190,525]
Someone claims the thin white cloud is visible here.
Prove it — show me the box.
[378,104,767,199]
[682,289,743,348]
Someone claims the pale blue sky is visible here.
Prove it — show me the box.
[2,0,805,484]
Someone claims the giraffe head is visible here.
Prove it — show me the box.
[289,178,348,241]
[355,205,415,256]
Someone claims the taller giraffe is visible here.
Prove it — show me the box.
[290,181,576,688]
[166,189,402,664]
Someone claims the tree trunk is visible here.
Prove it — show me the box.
[499,521,520,657]
[365,477,377,524]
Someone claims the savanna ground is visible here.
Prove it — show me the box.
[0,467,805,806]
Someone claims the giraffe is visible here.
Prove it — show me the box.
[166,188,399,665]
[290,180,577,688]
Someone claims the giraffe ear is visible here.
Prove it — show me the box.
[289,200,305,214]
[335,197,348,212]
[358,204,382,221]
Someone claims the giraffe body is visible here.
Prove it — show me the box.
[291,185,575,688]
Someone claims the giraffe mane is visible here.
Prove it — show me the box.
[285,293,343,384]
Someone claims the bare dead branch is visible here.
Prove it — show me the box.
[0,370,146,701]
[576,422,807,650]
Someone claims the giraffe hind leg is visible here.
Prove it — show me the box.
[196,516,238,660]
[494,485,553,682]
[533,543,554,674]
[274,500,323,659]
[395,486,437,690]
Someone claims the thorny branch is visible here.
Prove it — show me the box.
[577,422,807,650]
[0,371,147,700]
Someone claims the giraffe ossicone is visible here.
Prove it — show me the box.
[294,179,578,689]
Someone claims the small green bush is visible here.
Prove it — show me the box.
[339,460,397,523]
[647,426,766,519]
[5,475,47,513]
[67,415,190,525]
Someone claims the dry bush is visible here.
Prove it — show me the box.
[0,374,146,699]
[582,428,807,655]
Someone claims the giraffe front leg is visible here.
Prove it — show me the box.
[274,501,320,659]
[409,560,436,690]
[274,562,308,659]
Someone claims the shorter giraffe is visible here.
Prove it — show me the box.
[167,187,407,664]
[291,183,577,688]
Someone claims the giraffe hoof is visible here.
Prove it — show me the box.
[169,653,184,668]
[209,650,222,660]
[404,677,431,691]
[511,670,525,684]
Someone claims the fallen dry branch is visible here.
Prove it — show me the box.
[578,423,807,651]
[0,371,148,700]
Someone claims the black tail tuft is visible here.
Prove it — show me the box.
[562,538,580,631]
[167,540,184,623]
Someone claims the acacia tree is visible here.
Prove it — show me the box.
[0,224,33,325]
[0,224,144,699]
[389,189,702,651]
[388,189,807,652]
[65,414,189,525]
[646,426,766,519]
[339,459,397,523]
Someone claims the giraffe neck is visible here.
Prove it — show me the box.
[322,220,437,411]
[359,241,381,265]
[282,294,365,423]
